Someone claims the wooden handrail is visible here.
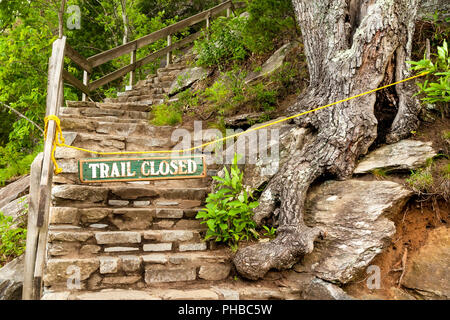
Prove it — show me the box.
[88,31,202,91]
[61,1,246,99]
[87,1,233,68]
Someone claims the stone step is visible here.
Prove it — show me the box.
[50,204,206,229]
[43,249,232,288]
[65,132,174,153]
[60,118,176,138]
[42,282,300,300]
[47,229,209,256]
[61,106,148,120]
[50,205,205,230]
[52,185,208,206]
[66,101,151,113]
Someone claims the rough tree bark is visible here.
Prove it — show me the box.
[233,0,422,280]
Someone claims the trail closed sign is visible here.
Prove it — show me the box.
[79,155,206,183]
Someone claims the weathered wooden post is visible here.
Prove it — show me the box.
[82,70,89,101]
[32,36,66,300]
[22,153,44,300]
[130,48,136,88]
[167,35,172,67]
[206,12,211,40]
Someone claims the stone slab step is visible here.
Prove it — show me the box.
[64,132,173,153]
[60,118,175,138]
[52,185,207,205]
[49,205,206,231]
[61,106,148,120]
[42,282,300,300]
[66,101,151,113]
[43,249,232,286]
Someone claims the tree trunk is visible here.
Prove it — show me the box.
[57,0,66,38]
[120,0,130,45]
[233,0,422,280]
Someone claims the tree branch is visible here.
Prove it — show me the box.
[0,102,44,135]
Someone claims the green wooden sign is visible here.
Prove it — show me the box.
[79,155,206,183]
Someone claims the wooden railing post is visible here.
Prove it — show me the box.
[32,36,66,300]
[130,48,136,88]
[82,70,90,101]
[22,153,44,300]
[206,12,211,40]
[166,34,172,67]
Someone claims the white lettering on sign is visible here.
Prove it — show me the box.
[88,163,100,178]
[82,157,204,183]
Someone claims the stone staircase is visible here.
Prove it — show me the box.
[42,51,300,300]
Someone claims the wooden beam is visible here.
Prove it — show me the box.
[63,70,90,96]
[22,153,43,300]
[37,36,66,228]
[65,43,93,73]
[167,34,172,67]
[87,1,232,68]
[130,49,136,87]
[82,71,90,101]
[89,63,135,91]
[90,31,201,91]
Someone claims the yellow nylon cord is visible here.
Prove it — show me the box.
[44,114,66,175]
[44,72,428,174]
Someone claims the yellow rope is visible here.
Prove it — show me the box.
[44,71,428,175]
[44,115,66,175]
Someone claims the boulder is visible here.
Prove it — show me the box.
[401,227,450,299]
[354,139,436,174]
[245,42,299,84]
[294,179,413,284]
[0,175,29,209]
[169,67,210,95]
[0,195,28,224]
[0,255,24,300]
[301,278,354,300]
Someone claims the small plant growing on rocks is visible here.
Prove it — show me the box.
[0,211,27,266]
[196,154,260,250]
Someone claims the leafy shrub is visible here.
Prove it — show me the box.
[408,40,450,104]
[0,211,27,266]
[406,168,434,193]
[243,0,297,54]
[0,144,42,186]
[248,83,277,111]
[262,225,277,239]
[150,103,182,126]
[194,16,248,69]
[196,154,259,250]
[202,69,246,115]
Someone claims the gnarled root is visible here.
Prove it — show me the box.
[233,224,323,280]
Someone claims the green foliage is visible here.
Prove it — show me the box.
[371,168,389,180]
[194,16,248,69]
[407,40,450,104]
[443,130,450,140]
[0,144,42,186]
[0,211,27,266]
[194,0,297,68]
[243,0,297,54]
[407,168,434,193]
[196,154,260,248]
[150,103,182,126]
[262,225,277,239]
[421,11,450,47]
